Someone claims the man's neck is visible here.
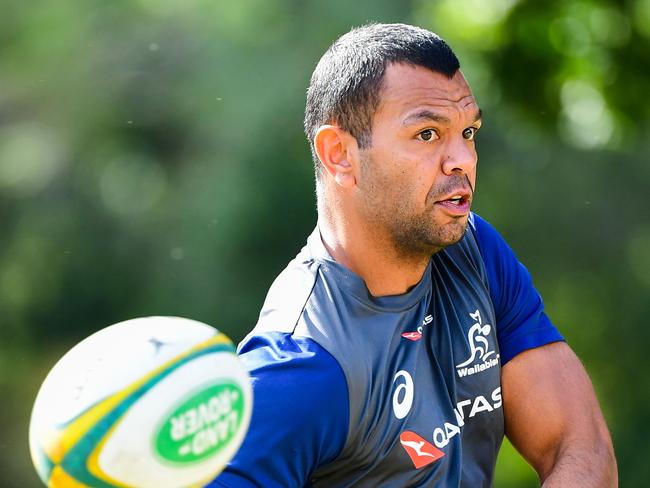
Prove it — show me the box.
[318,209,430,297]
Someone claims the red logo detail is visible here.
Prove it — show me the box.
[401,331,422,341]
[399,431,445,469]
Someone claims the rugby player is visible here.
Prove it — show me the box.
[209,23,617,487]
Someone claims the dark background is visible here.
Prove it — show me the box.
[1,0,648,486]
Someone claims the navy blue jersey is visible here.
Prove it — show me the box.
[208,213,563,487]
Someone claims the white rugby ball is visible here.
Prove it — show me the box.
[29,316,252,488]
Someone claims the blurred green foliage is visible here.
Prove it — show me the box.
[1,0,648,486]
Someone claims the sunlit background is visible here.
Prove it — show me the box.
[1,1,649,486]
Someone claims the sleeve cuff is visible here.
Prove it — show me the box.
[499,321,565,365]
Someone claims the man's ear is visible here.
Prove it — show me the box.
[313,125,359,188]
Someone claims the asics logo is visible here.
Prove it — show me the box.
[392,370,414,419]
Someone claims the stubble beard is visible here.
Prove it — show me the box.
[359,155,471,261]
[391,208,468,258]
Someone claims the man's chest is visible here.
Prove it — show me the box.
[390,299,503,482]
[312,275,504,487]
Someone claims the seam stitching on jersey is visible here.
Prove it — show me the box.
[467,222,490,290]
[290,260,321,335]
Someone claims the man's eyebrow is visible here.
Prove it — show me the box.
[403,110,450,126]
[402,108,484,126]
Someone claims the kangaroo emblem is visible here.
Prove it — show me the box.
[456,309,495,368]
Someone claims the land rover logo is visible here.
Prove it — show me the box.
[155,382,244,463]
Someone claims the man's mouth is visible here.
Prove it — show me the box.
[434,191,472,215]
[444,194,468,206]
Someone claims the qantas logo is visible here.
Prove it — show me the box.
[398,386,502,469]
[433,386,502,448]
[401,331,422,341]
[401,314,433,341]
[399,431,445,469]
[455,309,500,377]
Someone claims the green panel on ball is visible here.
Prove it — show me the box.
[155,381,245,464]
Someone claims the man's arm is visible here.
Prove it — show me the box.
[471,214,617,485]
[502,341,617,487]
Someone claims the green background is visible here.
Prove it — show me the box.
[1,0,648,486]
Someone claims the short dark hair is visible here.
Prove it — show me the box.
[304,23,460,178]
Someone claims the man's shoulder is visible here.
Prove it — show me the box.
[248,244,321,338]
[236,332,350,440]
[219,332,349,487]
[465,211,525,275]
[467,212,509,255]
[238,331,345,385]
[447,212,512,274]
[242,229,354,354]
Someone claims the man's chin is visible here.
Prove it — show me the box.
[391,214,470,258]
[434,218,469,248]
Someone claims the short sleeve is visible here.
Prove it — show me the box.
[470,214,564,365]
[206,332,349,488]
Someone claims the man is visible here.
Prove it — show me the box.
[210,23,616,487]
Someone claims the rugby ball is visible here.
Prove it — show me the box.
[29,316,252,488]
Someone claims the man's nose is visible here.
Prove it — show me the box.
[441,137,477,175]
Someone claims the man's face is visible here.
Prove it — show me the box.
[355,63,481,257]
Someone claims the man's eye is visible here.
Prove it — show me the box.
[418,129,436,141]
[462,127,478,141]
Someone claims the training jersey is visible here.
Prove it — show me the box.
[209,213,564,488]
